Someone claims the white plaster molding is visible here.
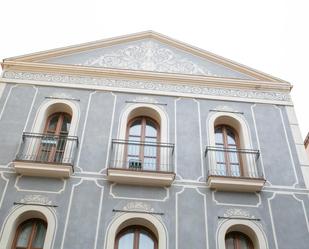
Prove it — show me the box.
[31,98,80,136]
[207,109,259,178]
[223,208,255,219]
[123,201,154,212]
[195,188,209,249]
[0,83,6,101]
[0,173,9,209]
[217,218,268,249]
[2,71,291,103]
[75,39,233,78]
[75,91,96,172]
[104,212,168,249]
[109,183,169,202]
[19,194,52,205]
[14,175,66,194]
[212,191,262,208]
[275,106,299,187]
[0,205,57,249]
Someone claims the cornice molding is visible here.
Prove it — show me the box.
[1,61,291,92]
[2,71,291,105]
[2,30,289,83]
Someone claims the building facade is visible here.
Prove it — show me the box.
[0,31,309,249]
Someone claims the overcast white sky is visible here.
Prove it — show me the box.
[0,0,308,138]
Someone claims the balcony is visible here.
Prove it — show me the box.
[13,132,78,178]
[205,146,265,192]
[107,139,175,186]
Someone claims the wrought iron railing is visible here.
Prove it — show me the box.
[109,139,175,173]
[15,132,78,166]
[205,146,263,178]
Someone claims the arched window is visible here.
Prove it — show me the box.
[115,226,158,249]
[37,112,71,163]
[215,125,242,176]
[12,218,47,249]
[225,231,254,249]
[126,116,160,171]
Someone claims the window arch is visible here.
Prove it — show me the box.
[0,205,56,249]
[105,213,167,249]
[113,103,170,172]
[207,111,260,179]
[225,231,254,249]
[217,219,268,249]
[115,226,158,249]
[31,99,79,136]
[11,218,47,249]
[126,116,160,171]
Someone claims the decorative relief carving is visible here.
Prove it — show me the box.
[223,208,255,219]
[77,40,219,77]
[213,105,239,113]
[19,195,52,205]
[123,201,154,212]
[133,96,158,103]
[3,71,291,102]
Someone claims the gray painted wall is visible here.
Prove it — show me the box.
[0,83,308,249]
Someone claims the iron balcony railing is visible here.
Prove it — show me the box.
[15,132,78,167]
[109,139,175,173]
[205,146,264,179]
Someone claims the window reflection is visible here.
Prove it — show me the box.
[116,226,157,249]
[215,125,241,176]
[13,219,47,249]
[127,117,159,171]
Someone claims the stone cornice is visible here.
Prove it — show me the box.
[1,61,291,92]
[1,71,292,106]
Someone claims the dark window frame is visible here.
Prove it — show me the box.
[115,225,158,249]
[125,116,160,171]
[12,218,47,249]
[215,124,243,176]
[225,231,254,249]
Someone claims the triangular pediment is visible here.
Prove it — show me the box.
[40,38,255,80]
[3,31,287,82]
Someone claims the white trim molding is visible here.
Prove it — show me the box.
[1,72,292,106]
[217,219,268,249]
[105,212,167,249]
[31,98,80,136]
[0,204,56,249]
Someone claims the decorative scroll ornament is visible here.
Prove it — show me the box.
[123,201,154,212]
[213,105,239,113]
[224,208,255,219]
[3,71,291,102]
[20,195,52,205]
[133,96,159,103]
[78,40,219,77]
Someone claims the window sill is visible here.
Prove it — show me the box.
[107,168,175,187]
[207,175,265,192]
[13,160,73,178]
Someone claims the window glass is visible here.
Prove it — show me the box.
[126,117,159,170]
[145,119,157,138]
[16,221,32,247]
[32,221,47,248]
[61,115,71,133]
[14,219,47,249]
[225,232,254,249]
[48,115,59,132]
[116,226,157,249]
[129,119,142,136]
[139,232,155,249]
[118,232,134,249]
